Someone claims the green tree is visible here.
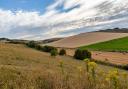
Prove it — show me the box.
[26,41,36,48]
[50,49,58,57]
[74,49,91,60]
[59,49,66,56]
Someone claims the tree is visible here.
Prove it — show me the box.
[50,49,58,57]
[74,49,91,60]
[26,41,36,48]
[35,45,42,50]
[59,49,66,56]
[42,45,57,52]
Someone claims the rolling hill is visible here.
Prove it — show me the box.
[48,32,128,48]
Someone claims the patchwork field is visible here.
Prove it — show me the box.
[49,32,128,48]
[0,43,128,89]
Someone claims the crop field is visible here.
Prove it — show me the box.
[49,32,128,48]
[80,36,128,52]
[0,43,128,89]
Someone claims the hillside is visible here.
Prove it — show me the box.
[48,32,128,48]
[98,28,128,33]
[80,36,128,52]
[0,43,128,89]
[38,38,63,44]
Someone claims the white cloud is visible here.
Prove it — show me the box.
[0,0,128,40]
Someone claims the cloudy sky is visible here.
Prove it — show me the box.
[0,0,128,40]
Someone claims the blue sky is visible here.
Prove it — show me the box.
[0,0,54,12]
[0,0,128,40]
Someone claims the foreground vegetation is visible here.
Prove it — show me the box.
[0,43,128,89]
[80,36,128,52]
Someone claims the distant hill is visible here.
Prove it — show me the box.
[97,28,128,33]
[0,37,63,44]
[38,38,63,44]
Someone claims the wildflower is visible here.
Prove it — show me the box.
[107,69,119,89]
[84,58,90,72]
[88,62,97,70]
[88,62,97,82]
[122,72,127,79]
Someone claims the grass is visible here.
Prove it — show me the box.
[79,36,128,52]
[0,43,128,89]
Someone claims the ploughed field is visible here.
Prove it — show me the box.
[48,32,128,48]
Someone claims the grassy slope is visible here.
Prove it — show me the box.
[80,36,128,51]
[0,43,85,73]
[0,43,127,89]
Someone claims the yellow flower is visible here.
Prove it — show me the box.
[122,72,127,79]
[88,62,97,69]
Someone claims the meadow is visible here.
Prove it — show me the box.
[0,43,128,89]
[80,36,128,52]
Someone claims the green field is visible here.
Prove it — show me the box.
[80,36,128,52]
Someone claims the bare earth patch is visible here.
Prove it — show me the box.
[92,51,128,65]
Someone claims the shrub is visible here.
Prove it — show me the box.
[50,49,58,57]
[42,45,57,52]
[26,41,36,48]
[35,45,42,50]
[74,49,91,60]
[59,49,66,56]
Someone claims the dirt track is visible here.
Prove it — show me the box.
[60,48,128,65]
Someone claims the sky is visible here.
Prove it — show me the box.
[0,0,128,40]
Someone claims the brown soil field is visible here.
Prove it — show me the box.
[49,32,128,48]
[60,48,128,65]
[92,51,128,65]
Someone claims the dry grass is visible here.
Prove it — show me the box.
[0,43,127,89]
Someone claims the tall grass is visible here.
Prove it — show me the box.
[0,61,127,89]
[0,43,127,89]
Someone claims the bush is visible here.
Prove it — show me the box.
[26,41,36,48]
[50,49,58,57]
[59,49,66,56]
[42,45,57,52]
[74,49,91,60]
[35,45,42,50]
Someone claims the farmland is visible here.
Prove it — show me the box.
[49,32,128,48]
[80,36,128,52]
